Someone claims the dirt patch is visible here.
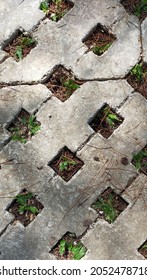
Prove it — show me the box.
[3,31,37,61]
[120,0,147,21]
[7,108,41,144]
[127,63,147,99]
[40,0,74,22]
[49,146,84,182]
[50,232,87,260]
[7,189,44,227]
[89,104,123,138]
[91,187,128,223]
[44,65,84,102]
[132,145,147,175]
[138,240,147,258]
[83,24,116,56]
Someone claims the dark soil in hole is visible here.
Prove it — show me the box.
[49,146,84,182]
[127,63,147,99]
[89,104,123,138]
[0,84,7,89]
[91,187,128,223]
[45,65,84,102]
[7,189,44,227]
[3,31,37,61]
[132,145,147,175]
[138,240,147,258]
[41,0,73,22]
[50,232,86,260]
[83,24,116,56]
[120,0,147,21]
[8,108,41,143]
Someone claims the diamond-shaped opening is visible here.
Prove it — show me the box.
[39,0,74,22]
[120,0,147,22]
[91,187,128,223]
[131,145,147,175]
[138,240,147,258]
[48,146,84,182]
[3,30,37,61]
[127,62,147,99]
[83,23,116,56]
[7,189,44,227]
[50,232,87,260]
[7,108,41,144]
[44,65,83,102]
[88,104,124,138]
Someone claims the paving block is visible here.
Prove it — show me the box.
[0,84,51,124]
[82,174,147,259]
[0,0,44,44]
[73,15,140,79]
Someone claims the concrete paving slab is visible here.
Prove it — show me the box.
[0,0,44,43]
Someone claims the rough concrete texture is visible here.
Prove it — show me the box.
[142,18,147,62]
[0,0,147,259]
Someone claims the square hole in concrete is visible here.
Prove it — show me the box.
[3,30,37,61]
[50,232,87,259]
[7,108,41,144]
[91,187,128,223]
[39,0,74,22]
[127,62,147,99]
[44,65,83,102]
[48,146,84,182]
[83,23,116,56]
[138,240,147,258]
[7,189,44,227]
[131,145,147,175]
[89,104,123,138]
[120,0,147,22]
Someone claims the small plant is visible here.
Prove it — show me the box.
[83,24,116,57]
[53,0,62,4]
[132,150,147,171]
[130,63,144,82]
[104,106,121,127]
[39,0,71,22]
[92,196,117,223]
[49,146,84,181]
[15,192,39,215]
[44,65,83,102]
[89,104,123,138]
[134,0,147,17]
[10,132,27,144]
[59,239,86,260]
[59,155,78,171]
[15,36,36,60]
[27,115,41,135]
[63,79,80,95]
[3,33,36,61]
[93,43,112,55]
[127,62,147,99]
[39,0,49,13]
[10,114,41,143]
[7,189,44,226]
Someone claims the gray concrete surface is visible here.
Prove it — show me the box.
[0,0,147,259]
